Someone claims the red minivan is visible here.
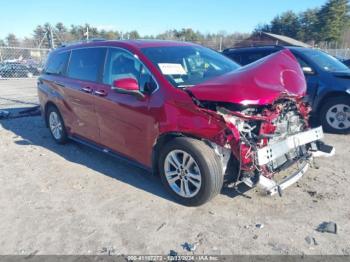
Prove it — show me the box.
[38,40,333,206]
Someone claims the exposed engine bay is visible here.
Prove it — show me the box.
[196,97,335,196]
[181,49,335,196]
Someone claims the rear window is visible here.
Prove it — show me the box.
[241,51,276,65]
[225,50,277,65]
[67,48,106,82]
[45,51,70,75]
[224,53,242,64]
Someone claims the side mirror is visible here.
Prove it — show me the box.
[302,66,314,75]
[112,78,145,98]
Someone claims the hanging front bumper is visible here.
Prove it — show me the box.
[255,126,334,196]
[256,126,324,166]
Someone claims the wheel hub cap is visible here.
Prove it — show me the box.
[336,112,346,122]
[326,104,350,130]
[164,150,202,198]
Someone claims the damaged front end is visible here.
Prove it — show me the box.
[213,98,334,196]
[186,50,335,196]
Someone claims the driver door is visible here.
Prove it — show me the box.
[93,48,159,166]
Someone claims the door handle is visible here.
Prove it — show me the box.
[81,87,93,93]
[94,90,108,96]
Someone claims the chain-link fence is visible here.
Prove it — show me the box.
[0,40,349,81]
[320,48,350,60]
[0,47,50,79]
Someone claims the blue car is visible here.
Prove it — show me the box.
[223,46,350,133]
[343,59,350,68]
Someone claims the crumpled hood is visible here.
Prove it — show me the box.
[188,49,307,105]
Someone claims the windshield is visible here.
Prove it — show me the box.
[141,46,240,88]
[302,49,349,72]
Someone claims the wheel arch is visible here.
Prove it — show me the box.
[151,132,204,176]
[44,101,60,127]
[315,91,350,113]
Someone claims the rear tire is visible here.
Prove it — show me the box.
[319,96,350,134]
[158,137,223,206]
[47,105,68,144]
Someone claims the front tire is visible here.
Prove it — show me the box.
[47,106,68,144]
[319,96,350,134]
[158,137,223,206]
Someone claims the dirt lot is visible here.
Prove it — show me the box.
[0,80,350,255]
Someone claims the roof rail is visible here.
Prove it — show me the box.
[223,44,308,53]
[59,38,106,48]
[223,44,286,52]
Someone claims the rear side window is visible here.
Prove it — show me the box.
[67,48,106,82]
[45,51,70,75]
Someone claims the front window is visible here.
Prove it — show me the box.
[141,46,240,88]
[103,48,158,93]
[302,49,349,72]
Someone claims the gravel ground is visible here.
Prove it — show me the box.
[0,80,350,255]
[0,79,38,109]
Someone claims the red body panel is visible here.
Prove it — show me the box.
[38,41,307,169]
[188,49,306,105]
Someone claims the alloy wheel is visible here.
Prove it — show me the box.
[49,111,63,140]
[164,149,202,198]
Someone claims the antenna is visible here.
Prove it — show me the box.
[84,26,89,41]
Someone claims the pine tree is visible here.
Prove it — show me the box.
[6,34,19,46]
[270,11,301,38]
[298,8,319,42]
[316,0,350,42]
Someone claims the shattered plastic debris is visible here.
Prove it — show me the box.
[156,222,166,231]
[307,190,317,197]
[169,250,178,256]
[256,223,264,229]
[305,235,318,246]
[181,242,199,252]
[99,247,116,255]
[316,221,337,234]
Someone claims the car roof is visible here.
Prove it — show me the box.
[56,39,196,53]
